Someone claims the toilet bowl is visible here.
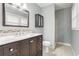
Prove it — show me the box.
[43,41,51,53]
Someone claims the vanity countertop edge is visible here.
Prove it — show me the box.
[0,33,43,46]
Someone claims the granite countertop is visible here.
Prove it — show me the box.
[0,33,42,46]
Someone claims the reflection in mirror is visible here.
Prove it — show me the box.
[3,3,29,27]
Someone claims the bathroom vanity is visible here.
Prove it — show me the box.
[0,33,43,56]
[0,3,43,56]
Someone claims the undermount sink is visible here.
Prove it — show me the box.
[0,33,34,41]
[0,35,15,41]
[15,33,40,37]
[0,35,16,45]
[0,33,42,45]
[0,33,41,40]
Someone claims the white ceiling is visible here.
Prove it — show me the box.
[55,3,72,11]
[36,3,53,8]
[36,3,72,11]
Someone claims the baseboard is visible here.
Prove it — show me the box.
[56,42,71,46]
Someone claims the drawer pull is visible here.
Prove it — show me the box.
[30,40,34,43]
[9,48,14,52]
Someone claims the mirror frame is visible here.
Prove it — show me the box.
[2,3,29,27]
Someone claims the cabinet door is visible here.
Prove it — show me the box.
[3,42,20,56]
[35,14,39,27]
[29,37,37,56]
[20,39,29,56]
[36,36,42,56]
[0,46,4,56]
[35,14,44,27]
[40,16,43,27]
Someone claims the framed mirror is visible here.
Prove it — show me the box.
[2,3,29,27]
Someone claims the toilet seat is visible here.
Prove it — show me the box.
[43,41,51,46]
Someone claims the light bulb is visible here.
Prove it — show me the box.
[21,3,26,9]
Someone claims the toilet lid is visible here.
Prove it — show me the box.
[43,41,51,46]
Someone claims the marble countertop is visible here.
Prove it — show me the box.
[0,33,42,46]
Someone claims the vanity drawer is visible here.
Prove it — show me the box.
[0,46,3,56]
[3,42,20,56]
[29,37,37,56]
[36,35,42,56]
[19,39,29,56]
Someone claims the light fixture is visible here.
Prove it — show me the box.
[21,3,26,9]
[8,3,27,12]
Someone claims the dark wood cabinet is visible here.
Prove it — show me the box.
[3,42,20,56]
[29,37,37,56]
[0,35,43,56]
[36,36,42,56]
[19,39,29,56]
[35,14,44,27]
[0,46,4,56]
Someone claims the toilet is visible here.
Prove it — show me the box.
[43,41,51,53]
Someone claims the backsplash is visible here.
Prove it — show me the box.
[0,28,32,36]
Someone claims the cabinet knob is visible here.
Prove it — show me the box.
[30,40,34,43]
[9,48,14,52]
[40,38,41,39]
[40,37,42,39]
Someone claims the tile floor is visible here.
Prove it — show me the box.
[43,43,74,56]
